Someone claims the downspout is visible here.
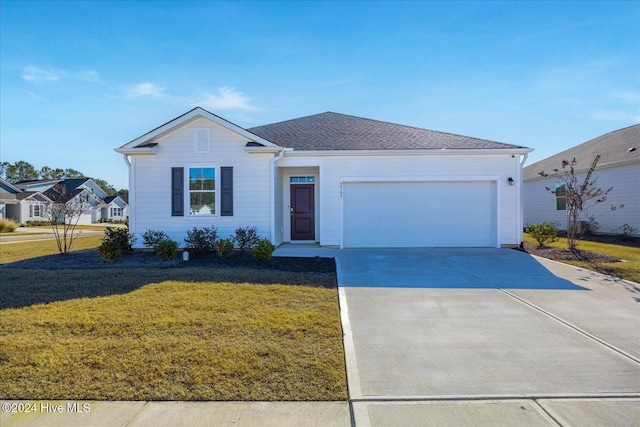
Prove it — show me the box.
[517,153,529,247]
[270,148,285,245]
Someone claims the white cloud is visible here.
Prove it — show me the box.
[194,87,255,111]
[77,70,101,83]
[21,65,64,84]
[125,82,167,99]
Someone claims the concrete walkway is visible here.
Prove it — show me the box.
[337,248,640,426]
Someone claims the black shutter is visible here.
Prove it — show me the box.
[171,167,184,216]
[221,167,233,216]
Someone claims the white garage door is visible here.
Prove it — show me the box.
[342,181,496,248]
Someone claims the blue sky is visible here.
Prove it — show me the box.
[1,1,638,190]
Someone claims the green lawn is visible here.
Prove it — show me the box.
[0,234,104,264]
[523,233,640,283]
[0,237,347,401]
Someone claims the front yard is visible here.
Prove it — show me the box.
[0,238,347,401]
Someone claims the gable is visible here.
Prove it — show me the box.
[116,107,280,155]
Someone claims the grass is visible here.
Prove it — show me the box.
[0,237,347,401]
[0,234,104,264]
[523,233,640,283]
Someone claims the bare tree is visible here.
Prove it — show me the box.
[40,186,93,254]
[539,155,622,251]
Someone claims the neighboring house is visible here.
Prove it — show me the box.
[0,178,21,220]
[6,178,128,224]
[523,124,640,234]
[102,195,129,222]
[117,107,532,249]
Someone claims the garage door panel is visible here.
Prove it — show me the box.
[343,181,496,248]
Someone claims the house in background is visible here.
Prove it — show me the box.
[523,124,640,235]
[117,107,532,249]
[5,178,128,224]
[0,178,21,219]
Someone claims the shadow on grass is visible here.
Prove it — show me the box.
[0,251,337,310]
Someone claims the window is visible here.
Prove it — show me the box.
[111,207,123,217]
[30,204,41,217]
[555,184,566,211]
[290,176,315,183]
[189,167,216,215]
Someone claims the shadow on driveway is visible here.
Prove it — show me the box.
[335,248,587,290]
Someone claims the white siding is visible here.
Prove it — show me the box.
[130,117,273,247]
[524,162,640,234]
[318,153,522,247]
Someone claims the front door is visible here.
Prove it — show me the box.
[290,184,315,240]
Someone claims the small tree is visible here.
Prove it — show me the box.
[539,155,622,251]
[40,187,92,254]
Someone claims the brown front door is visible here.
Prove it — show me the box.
[291,184,315,240]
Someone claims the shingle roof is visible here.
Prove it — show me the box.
[248,112,528,151]
[523,124,640,181]
[42,179,90,203]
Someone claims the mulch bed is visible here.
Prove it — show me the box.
[0,249,336,273]
[520,233,639,263]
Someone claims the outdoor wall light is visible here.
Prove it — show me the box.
[508,177,515,186]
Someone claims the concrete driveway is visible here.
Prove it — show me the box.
[336,248,640,426]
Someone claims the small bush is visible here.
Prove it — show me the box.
[97,227,136,263]
[97,240,122,263]
[184,225,218,253]
[615,224,639,241]
[156,239,178,261]
[0,218,18,233]
[215,238,235,259]
[252,239,275,262]
[525,222,559,248]
[234,226,260,251]
[26,220,52,227]
[142,229,169,249]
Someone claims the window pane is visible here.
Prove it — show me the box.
[556,198,566,211]
[202,168,215,190]
[189,168,203,190]
[190,192,215,215]
[555,184,566,197]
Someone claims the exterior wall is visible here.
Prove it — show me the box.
[129,117,273,247]
[307,153,522,247]
[523,162,640,234]
[102,199,128,221]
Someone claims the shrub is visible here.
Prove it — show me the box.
[525,222,559,248]
[184,225,218,253]
[103,227,136,252]
[616,224,639,241]
[252,239,275,262]
[156,239,178,261]
[234,226,260,251]
[97,227,136,263]
[0,218,18,233]
[26,220,52,227]
[215,238,235,259]
[142,229,169,250]
[97,240,122,263]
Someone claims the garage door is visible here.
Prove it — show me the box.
[342,181,496,248]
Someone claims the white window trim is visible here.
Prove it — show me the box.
[194,127,211,154]
[185,163,220,217]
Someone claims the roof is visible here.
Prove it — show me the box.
[248,112,530,151]
[0,178,21,194]
[42,179,91,203]
[104,195,128,205]
[523,124,640,181]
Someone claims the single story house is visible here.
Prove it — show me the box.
[523,124,639,235]
[117,107,532,248]
[6,178,128,224]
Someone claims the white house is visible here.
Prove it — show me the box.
[116,107,533,248]
[0,178,21,220]
[523,124,640,235]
